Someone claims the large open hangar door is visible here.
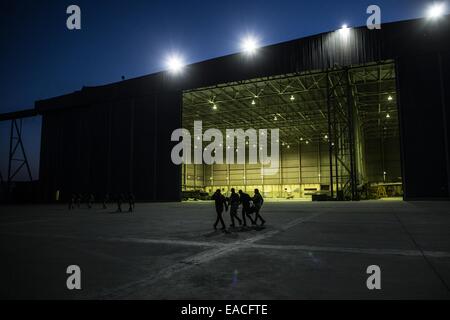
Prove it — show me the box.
[181,61,402,201]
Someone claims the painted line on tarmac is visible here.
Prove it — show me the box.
[98,236,223,248]
[0,231,223,249]
[100,236,450,259]
[94,213,322,299]
[3,227,450,260]
[250,244,450,258]
[102,236,450,259]
[0,218,65,226]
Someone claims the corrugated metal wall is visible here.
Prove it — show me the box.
[396,51,450,199]
[38,83,182,202]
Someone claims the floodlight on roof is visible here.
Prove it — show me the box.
[241,35,259,55]
[427,3,446,19]
[165,54,185,74]
[340,24,350,38]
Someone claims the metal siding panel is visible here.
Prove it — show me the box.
[397,53,449,199]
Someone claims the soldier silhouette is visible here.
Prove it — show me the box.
[116,193,124,213]
[103,193,110,209]
[128,192,135,212]
[88,193,95,209]
[68,193,75,210]
[252,189,266,226]
[211,189,228,230]
[76,193,81,208]
[238,190,255,227]
[228,188,242,227]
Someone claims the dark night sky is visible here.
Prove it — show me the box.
[0,0,443,179]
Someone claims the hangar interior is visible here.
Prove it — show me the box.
[182,61,402,200]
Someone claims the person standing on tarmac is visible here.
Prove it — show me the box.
[76,193,81,208]
[228,188,242,227]
[68,193,75,210]
[103,193,110,209]
[117,193,124,213]
[252,189,266,226]
[211,189,228,231]
[128,192,135,212]
[88,193,95,209]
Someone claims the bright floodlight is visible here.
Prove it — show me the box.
[241,36,259,55]
[340,24,350,37]
[339,24,350,41]
[427,3,446,19]
[166,54,185,74]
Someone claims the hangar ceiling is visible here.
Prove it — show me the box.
[183,61,398,146]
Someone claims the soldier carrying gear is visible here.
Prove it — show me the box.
[103,193,110,209]
[211,189,228,231]
[228,188,242,227]
[252,189,266,226]
[238,190,255,227]
[128,192,135,212]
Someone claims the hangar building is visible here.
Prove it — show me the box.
[1,16,450,202]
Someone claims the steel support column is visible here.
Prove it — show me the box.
[326,71,334,198]
[7,119,33,183]
[346,68,357,200]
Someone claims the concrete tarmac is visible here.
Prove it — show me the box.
[0,200,449,299]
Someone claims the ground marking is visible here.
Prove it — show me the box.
[93,213,322,298]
